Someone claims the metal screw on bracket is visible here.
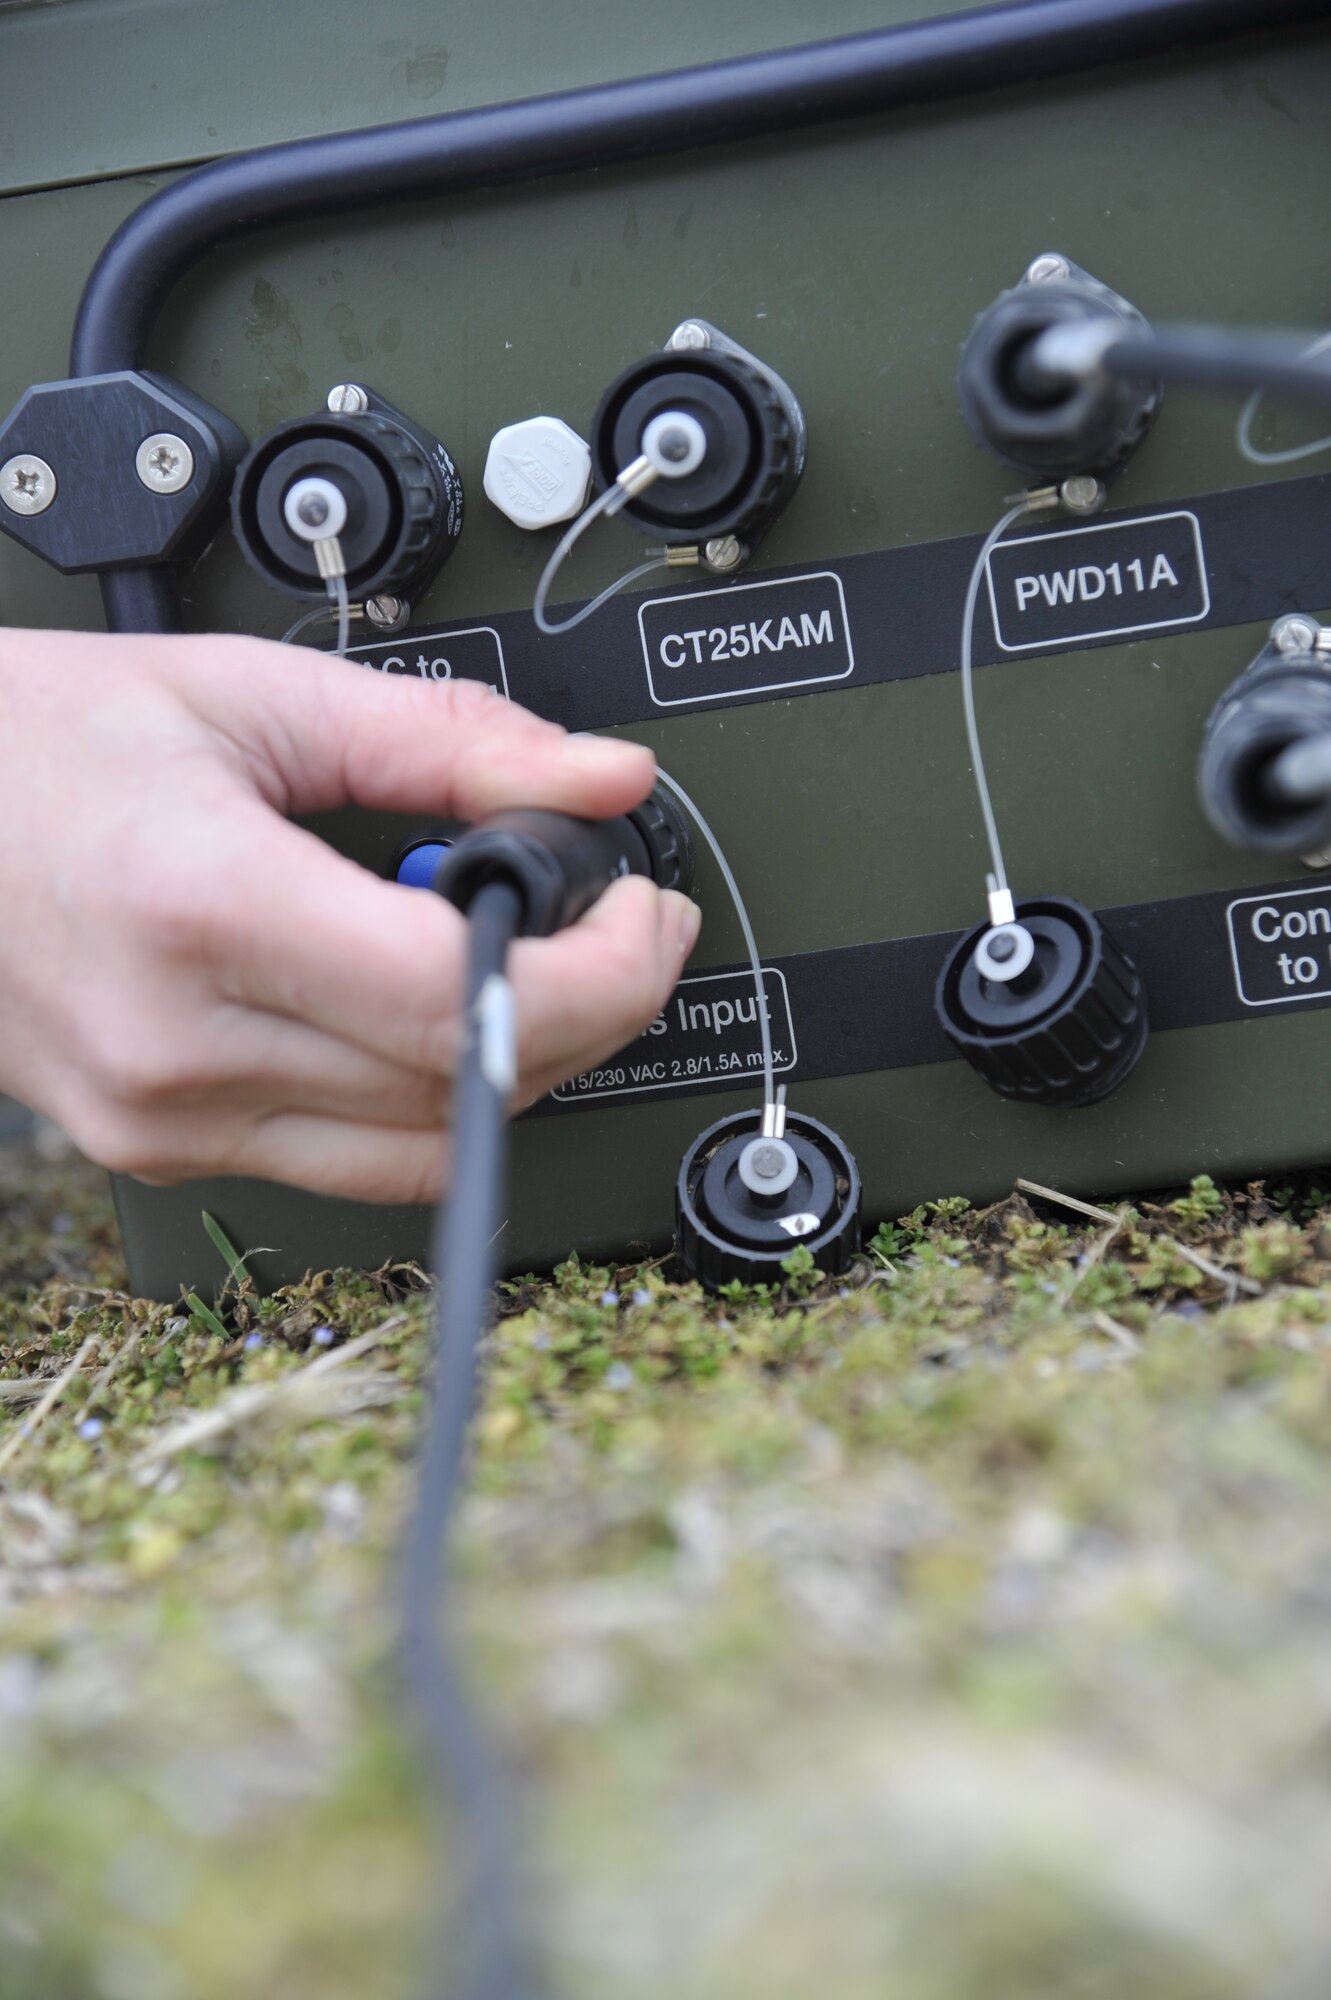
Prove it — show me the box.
[135,432,195,495]
[1,453,57,517]
[1271,612,1324,656]
[327,383,370,416]
[1026,252,1071,285]
[1059,474,1105,515]
[365,593,410,631]
[704,534,746,572]
[669,321,711,352]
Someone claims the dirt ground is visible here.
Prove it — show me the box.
[3,1129,1331,1999]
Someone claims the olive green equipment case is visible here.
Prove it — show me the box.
[1,0,1330,1296]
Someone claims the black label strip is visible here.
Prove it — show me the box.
[529,875,1331,1118]
[351,471,1331,730]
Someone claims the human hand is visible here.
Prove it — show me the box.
[0,629,700,1201]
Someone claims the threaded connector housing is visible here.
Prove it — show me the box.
[935,896,1148,1108]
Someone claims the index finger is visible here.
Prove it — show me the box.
[181,636,658,823]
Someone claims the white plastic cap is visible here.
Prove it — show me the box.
[483,415,592,531]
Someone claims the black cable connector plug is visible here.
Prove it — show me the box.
[1199,623,1331,857]
[958,254,1161,483]
[433,786,694,935]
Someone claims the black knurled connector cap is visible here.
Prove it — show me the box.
[431,785,695,937]
[232,405,462,600]
[592,349,800,543]
[626,789,695,895]
[935,897,1148,1108]
[676,1109,861,1291]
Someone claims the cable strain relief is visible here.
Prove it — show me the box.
[433,832,563,935]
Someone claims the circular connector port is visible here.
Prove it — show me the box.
[676,1108,861,1290]
[1199,649,1331,856]
[958,275,1161,482]
[592,350,799,543]
[936,896,1148,1108]
[232,409,461,601]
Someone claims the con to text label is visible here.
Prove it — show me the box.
[349,624,508,696]
[551,966,797,1103]
[640,572,852,707]
[986,510,1209,653]
[1226,886,1331,1006]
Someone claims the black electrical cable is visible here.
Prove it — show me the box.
[68,0,1326,638]
[399,877,546,2000]
[1017,323,1331,408]
[1110,329,1331,405]
[1268,733,1331,807]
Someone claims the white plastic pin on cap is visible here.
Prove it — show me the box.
[975,923,1036,983]
[283,475,347,543]
[641,409,707,479]
[484,416,592,531]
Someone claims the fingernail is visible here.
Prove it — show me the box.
[672,894,702,955]
[568,732,653,765]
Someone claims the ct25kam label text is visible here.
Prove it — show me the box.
[640,572,853,707]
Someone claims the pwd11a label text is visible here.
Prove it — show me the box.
[986,510,1209,653]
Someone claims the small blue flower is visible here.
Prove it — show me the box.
[599,1290,620,1308]
[77,1417,103,1442]
[243,1333,263,1352]
[631,1288,652,1308]
[312,1326,335,1347]
[605,1362,633,1392]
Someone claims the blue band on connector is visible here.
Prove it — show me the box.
[395,840,452,890]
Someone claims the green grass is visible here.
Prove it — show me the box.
[3,1141,1331,1997]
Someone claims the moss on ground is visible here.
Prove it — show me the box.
[3,1137,1331,1996]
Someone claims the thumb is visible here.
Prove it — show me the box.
[183,634,657,822]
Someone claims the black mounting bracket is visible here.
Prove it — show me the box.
[0,371,245,574]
